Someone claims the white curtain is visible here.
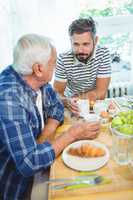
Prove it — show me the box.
[1,0,132,83]
[0,0,81,70]
[0,0,13,69]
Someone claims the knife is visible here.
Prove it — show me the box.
[45,174,99,184]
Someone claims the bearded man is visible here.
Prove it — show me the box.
[54,17,111,115]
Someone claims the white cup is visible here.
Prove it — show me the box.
[84,113,100,123]
[77,99,90,117]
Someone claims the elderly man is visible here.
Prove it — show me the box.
[0,34,100,199]
[54,17,111,115]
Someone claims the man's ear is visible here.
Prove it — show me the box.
[32,63,44,77]
[94,36,98,45]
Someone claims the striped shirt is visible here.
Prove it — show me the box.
[55,46,111,97]
[0,66,64,200]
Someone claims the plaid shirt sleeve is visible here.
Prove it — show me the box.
[42,84,64,123]
[0,94,55,177]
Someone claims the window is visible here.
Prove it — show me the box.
[95,15,133,84]
[0,0,133,95]
[79,0,133,95]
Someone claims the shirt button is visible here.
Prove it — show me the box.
[32,124,36,128]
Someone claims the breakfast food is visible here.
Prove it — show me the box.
[108,101,116,110]
[67,144,105,158]
[108,101,117,116]
[111,110,133,135]
[100,111,109,118]
[100,111,111,123]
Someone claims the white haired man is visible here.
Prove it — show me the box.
[0,34,100,199]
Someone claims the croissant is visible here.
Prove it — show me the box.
[67,144,105,158]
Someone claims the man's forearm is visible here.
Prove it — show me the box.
[92,89,107,100]
[52,130,75,157]
[78,90,97,100]
[78,89,106,100]
[37,118,60,143]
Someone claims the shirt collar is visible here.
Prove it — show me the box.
[10,65,37,98]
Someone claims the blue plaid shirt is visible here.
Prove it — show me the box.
[0,66,64,199]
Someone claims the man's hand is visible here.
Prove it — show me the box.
[37,118,60,144]
[68,121,100,140]
[52,121,100,157]
[67,97,79,116]
[66,93,96,116]
[86,91,97,102]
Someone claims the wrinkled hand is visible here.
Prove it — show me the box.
[68,121,100,140]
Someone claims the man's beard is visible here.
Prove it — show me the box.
[75,51,93,64]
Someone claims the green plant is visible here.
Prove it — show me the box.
[79,0,133,61]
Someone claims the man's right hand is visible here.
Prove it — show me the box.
[67,97,79,116]
[68,121,100,140]
[52,121,100,157]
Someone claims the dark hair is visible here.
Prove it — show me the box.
[68,17,96,38]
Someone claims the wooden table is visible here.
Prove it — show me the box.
[48,108,133,200]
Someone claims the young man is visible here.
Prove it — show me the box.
[54,17,111,115]
[0,34,100,199]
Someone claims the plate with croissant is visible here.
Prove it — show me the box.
[62,140,110,171]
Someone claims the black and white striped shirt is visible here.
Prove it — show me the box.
[55,46,111,97]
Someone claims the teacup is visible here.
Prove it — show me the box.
[77,99,90,117]
[84,113,100,123]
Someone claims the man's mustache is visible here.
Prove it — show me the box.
[76,53,88,56]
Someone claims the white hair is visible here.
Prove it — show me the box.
[13,34,54,75]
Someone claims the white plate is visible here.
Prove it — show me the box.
[62,140,110,171]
